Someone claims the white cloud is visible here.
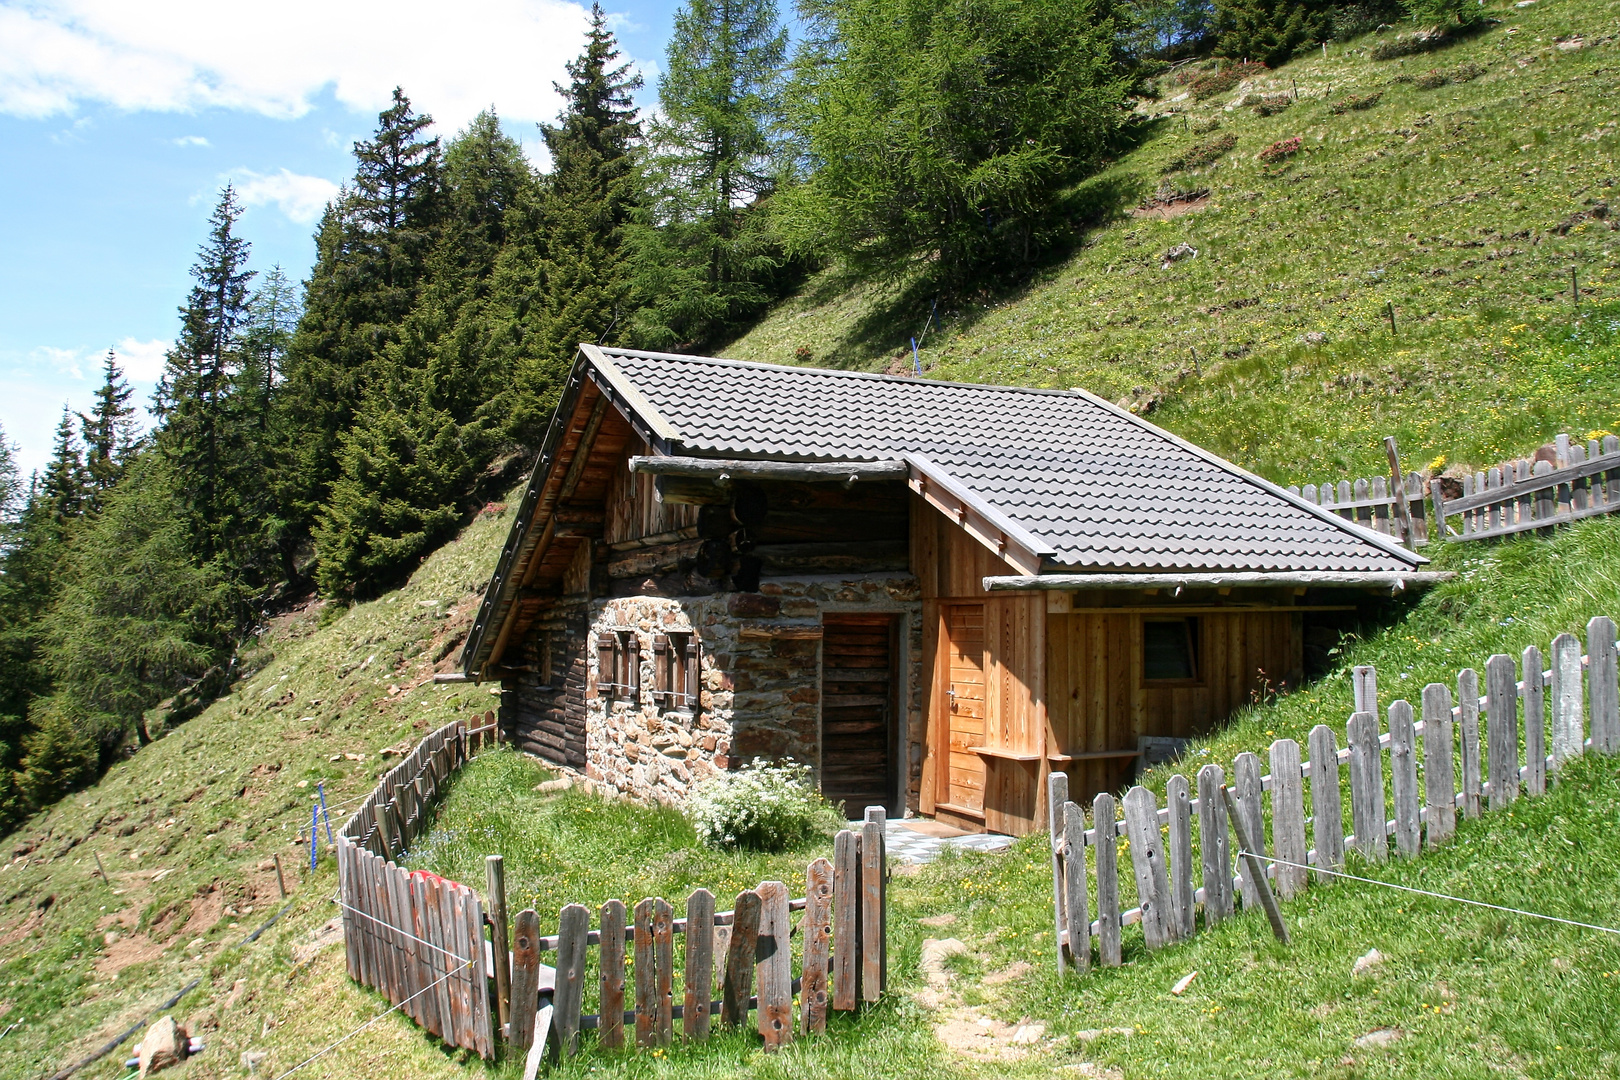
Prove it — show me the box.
[111,337,169,383]
[232,167,340,225]
[33,344,85,380]
[172,133,208,147]
[25,337,169,386]
[0,0,599,131]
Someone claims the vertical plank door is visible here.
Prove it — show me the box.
[821,614,900,814]
[943,604,988,817]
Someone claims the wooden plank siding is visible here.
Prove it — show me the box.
[914,494,1305,837]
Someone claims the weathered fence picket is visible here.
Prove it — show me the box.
[1049,616,1620,980]
[1431,435,1620,542]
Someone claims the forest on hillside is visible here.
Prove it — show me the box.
[0,0,1486,827]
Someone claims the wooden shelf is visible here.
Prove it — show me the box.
[1047,750,1143,762]
[970,747,1043,762]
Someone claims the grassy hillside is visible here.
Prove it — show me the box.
[724,0,1620,481]
[0,499,516,1079]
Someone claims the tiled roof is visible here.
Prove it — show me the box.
[592,346,1422,573]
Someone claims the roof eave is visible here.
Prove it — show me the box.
[982,570,1456,592]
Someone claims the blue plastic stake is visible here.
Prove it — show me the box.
[311,802,319,870]
[317,782,335,845]
[911,337,920,376]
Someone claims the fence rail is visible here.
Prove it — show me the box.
[1049,615,1620,972]
[1433,434,1620,543]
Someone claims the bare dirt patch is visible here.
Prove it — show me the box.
[95,932,166,978]
[1131,190,1212,219]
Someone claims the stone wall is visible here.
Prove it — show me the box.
[572,573,923,811]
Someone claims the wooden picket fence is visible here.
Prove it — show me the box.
[1288,471,1431,546]
[336,715,501,1058]
[1432,434,1620,543]
[1048,615,1620,972]
[500,810,888,1073]
[334,716,890,1069]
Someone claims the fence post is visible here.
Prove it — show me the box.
[1093,791,1122,967]
[756,883,790,1048]
[1353,666,1378,717]
[486,855,511,1039]
[599,899,627,1049]
[1458,668,1483,818]
[1196,764,1232,923]
[831,832,858,1010]
[1421,684,1456,847]
[1551,633,1585,769]
[861,807,886,999]
[1122,786,1170,949]
[1047,771,1070,974]
[1384,436,1416,548]
[721,890,761,1027]
[686,888,716,1042]
[1523,645,1547,797]
[1232,752,1265,911]
[1485,654,1521,809]
[1308,725,1344,880]
[554,903,589,1056]
[1166,773,1195,937]
[1347,711,1387,863]
[508,909,540,1052]
[1063,800,1091,969]
[1388,701,1420,858]
[800,867,831,1035]
[1268,742,1307,899]
[1589,617,1619,753]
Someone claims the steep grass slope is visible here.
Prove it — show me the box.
[0,500,516,1079]
[725,0,1620,480]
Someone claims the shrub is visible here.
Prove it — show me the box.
[1453,61,1486,82]
[1254,93,1293,116]
[689,758,845,852]
[1258,135,1304,162]
[1329,92,1382,114]
[1190,116,1223,135]
[1189,61,1268,100]
[1164,133,1238,172]
[1401,0,1484,30]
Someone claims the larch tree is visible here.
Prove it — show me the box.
[631,0,789,348]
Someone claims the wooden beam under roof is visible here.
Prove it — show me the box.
[983,571,1456,591]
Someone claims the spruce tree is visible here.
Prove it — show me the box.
[631,0,789,348]
[78,350,140,512]
[155,185,256,562]
[40,407,91,523]
[536,4,643,365]
[1211,0,1330,66]
[279,91,444,550]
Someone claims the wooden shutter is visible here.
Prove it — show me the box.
[683,639,702,714]
[627,634,641,699]
[653,635,670,709]
[596,633,616,700]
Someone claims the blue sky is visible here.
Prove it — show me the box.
[0,0,685,477]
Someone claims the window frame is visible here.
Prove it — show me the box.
[1141,616,1203,687]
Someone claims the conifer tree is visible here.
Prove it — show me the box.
[155,185,255,561]
[631,0,789,348]
[1211,0,1329,66]
[279,91,444,549]
[40,407,91,524]
[78,350,140,512]
[536,4,643,365]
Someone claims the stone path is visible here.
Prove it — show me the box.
[853,818,1017,864]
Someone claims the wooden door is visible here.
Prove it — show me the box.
[820,614,899,814]
[944,604,988,816]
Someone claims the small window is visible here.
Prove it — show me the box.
[654,632,702,714]
[1143,618,1200,684]
[595,630,639,702]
